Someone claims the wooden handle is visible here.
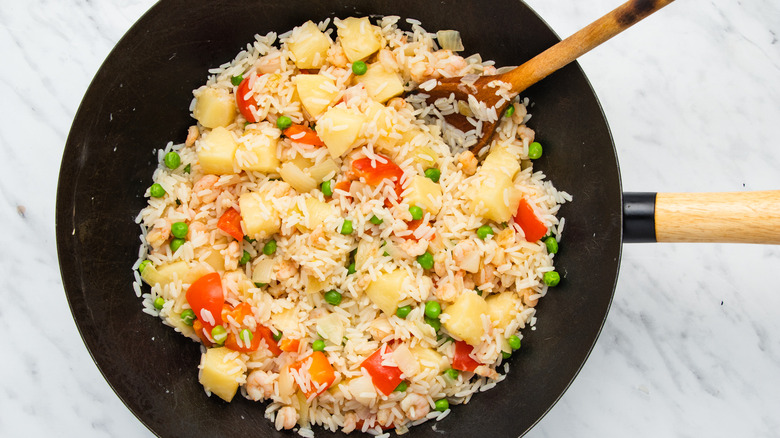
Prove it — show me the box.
[503,0,675,94]
[655,191,780,244]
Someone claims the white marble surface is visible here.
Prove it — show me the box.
[2,0,779,436]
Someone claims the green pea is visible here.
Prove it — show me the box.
[164,151,181,169]
[434,398,449,412]
[369,215,383,225]
[508,335,521,350]
[149,183,165,198]
[170,238,185,252]
[544,236,559,254]
[240,329,253,343]
[138,260,151,273]
[424,301,441,319]
[417,251,434,270]
[340,219,353,235]
[425,316,441,332]
[272,330,283,342]
[244,235,256,243]
[347,262,356,275]
[543,271,561,287]
[505,104,515,118]
[352,60,367,75]
[444,368,459,380]
[312,339,326,351]
[395,305,412,319]
[230,74,243,86]
[180,309,196,326]
[183,164,191,174]
[476,224,495,240]
[254,282,268,288]
[324,290,343,306]
[394,381,408,392]
[263,239,277,255]
[528,141,543,159]
[321,180,333,197]
[409,205,424,221]
[211,325,227,344]
[239,250,251,265]
[475,287,482,296]
[153,297,165,310]
[502,351,512,359]
[171,222,188,239]
[276,115,292,130]
[424,168,441,183]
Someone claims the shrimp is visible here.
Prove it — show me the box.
[223,240,241,271]
[376,407,395,428]
[476,263,497,287]
[452,240,480,273]
[255,52,282,74]
[482,65,498,75]
[369,316,393,342]
[517,125,535,148]
[308,227,327,246]
[400,393,430,421]
[474,365,499,380]
[191,174,220,207]
[275,406,298,430]
[146,219,171,250]
[510,102,528,125]
[457,150,477,176]
[274,260,297,281]
[433,51,468,77]
[342,412,358,434]
[187,221,206,241]
[246,370,277,401]
[378,49,399,72]
[521,288,538,308]
[327,44,349,68]
[386,97,407,111]
[399,238,428,258]
[433,280,457,303]
[185,125,199,147]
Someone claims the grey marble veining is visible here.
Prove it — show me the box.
[1,0,778,437]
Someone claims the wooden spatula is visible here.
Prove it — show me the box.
[418,0,676,155]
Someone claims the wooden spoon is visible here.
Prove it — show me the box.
[420,0,676,155]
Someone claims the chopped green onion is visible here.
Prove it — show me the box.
[240,329,253,343]
[394,381,408,392]
[183,164,191,174]
[369,215,383,225]
[347,262,356,275]
[272,330,283,342]
[502,351,512,359]
[505,104,515,118]
[254,282,268,288]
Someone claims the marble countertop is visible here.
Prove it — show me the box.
[2,0,779,436]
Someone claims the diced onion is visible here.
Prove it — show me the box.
[307,158,340,182]
[280,162,317,193]
[252,258,275,284]
[436,30,464,52]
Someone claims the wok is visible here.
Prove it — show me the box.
[54,0,778,436]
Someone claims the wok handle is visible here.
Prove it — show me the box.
[623,191,780,244]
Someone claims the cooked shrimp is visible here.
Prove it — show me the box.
[274,260,297,281]
[476,263,496,287]
[376,408,395,428]
[191,174,220,206]
[510,102,528,125]
[433,51,468,77]
[517,125,535,148]
[401,393,430,421]
[327,44,349,69]
[452,240,480,272]
[433,280,457,303]
[386,97,407,111]
[399,238,428,258]
[246,370,277,401]
[187,221,206,240]
[223,240,241,271]
[342,412,358,434]
[275,406,298,430]
[369,316,393,342]
[483,65,497,75]
[255,53,282,74]
[457,150,477,176]
[146,219,171,250]
[378,49,399,72]
[185,125,199,147]
[474,365,499,379]
[521,288,538,308]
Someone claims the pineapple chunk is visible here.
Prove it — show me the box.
[280,162,317,193]
[485,292,521,330]
[236,130,280,173]
[307,158,340,182]
[238,192,280,239]
[271,308,301,335]
[306,274,327,294]
[298,197,335,231]
[468,173,521,223]
[481,146,521,179]
[316,313,344,343]
[289,154,314,172]
[141,261,191,286]
[348,375,377,406]
[193,88,236,128]
[288,21,331,69]
[442,291,489,346]
[199,347,244,402]
[409,145,438,167]
[316,107,367,158]
[409,345,449,373]
[355,63,405,103]
[337,17,382,62]
[365,269,408,315]
[295,74,338,118]
[365,101,400,150]
[198,127,238,174]
[404,175,442,215]
[277,365,296,402]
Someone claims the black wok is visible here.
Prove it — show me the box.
[58,0,661,436]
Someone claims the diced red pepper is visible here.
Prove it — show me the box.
[279,338,300,353]
[236,75,262,123]
[283,125,325,146]
[192,319,214,347]
[256,325,282,356]
[361,346,404,395]
[186,273,224,332]
[334,179,352,193]
[217,207,244,241]
[351,155,404,187]
[222,303,264,353]
[452,340,480,372]
[291,351,336,397]
[513,198,547,242]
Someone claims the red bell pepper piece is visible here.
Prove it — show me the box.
[236,74,261,123]
[217,207,244,241]
[279,338,300,353]
[513,198,547,242]
[351,155,403,187]
[291,351,336,397]
[283,125,325,146]
[452,340,480,372]
[361,346,404,395]
[256,325,282,356]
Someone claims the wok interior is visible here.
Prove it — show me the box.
[56,0,622,436]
